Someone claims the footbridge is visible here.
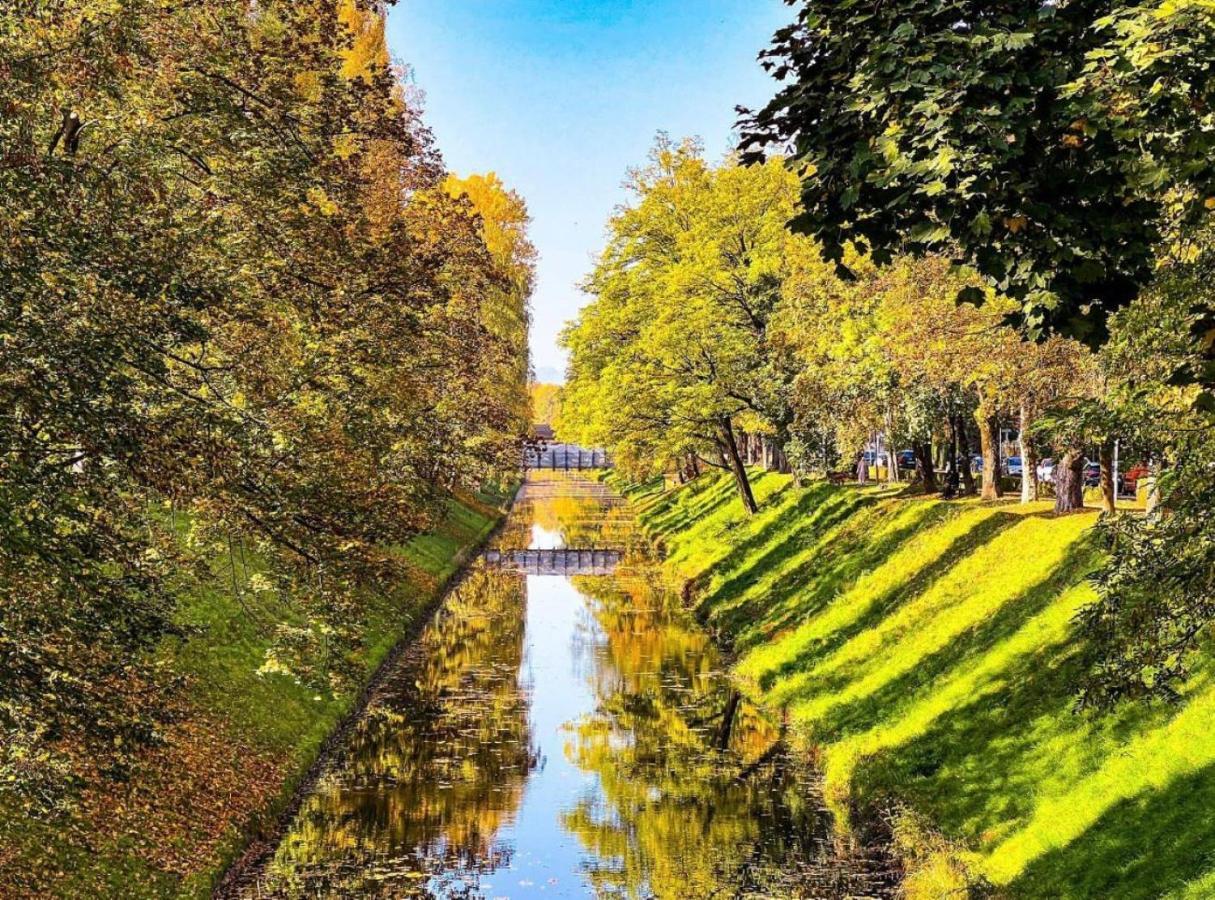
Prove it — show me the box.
[524,442,612,471]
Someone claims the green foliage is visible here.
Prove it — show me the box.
[742,0,1215,348]
[562,136,801,506]
[1079,457,1215,706]
[0,0,530,814]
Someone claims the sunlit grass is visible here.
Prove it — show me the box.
[630,470,1215,899]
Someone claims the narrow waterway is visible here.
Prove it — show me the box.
[246,473,894,899]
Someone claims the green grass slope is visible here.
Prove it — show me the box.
[0,485,512,899]
[620,471,1215,899]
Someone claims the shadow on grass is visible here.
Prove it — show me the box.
[641,474,738,540]
[853,645,1088,841]
[747,505,1024,688]
[697,485,866,629]
[1008,762,1215,899]
[848,583,1173,863]
[808,538,1102,740]
[714,501,915,653]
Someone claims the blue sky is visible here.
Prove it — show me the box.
[385,0,790,381]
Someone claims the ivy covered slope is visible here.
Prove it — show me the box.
[0,486,510,900]
[620,471,1215,900]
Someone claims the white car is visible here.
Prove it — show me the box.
[1037,458,1055,483]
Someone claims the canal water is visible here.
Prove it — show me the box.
[247,473,894,898]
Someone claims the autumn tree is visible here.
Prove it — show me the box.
[0,0,532,806]
[563,138,800,513]
[529,382,564,432]
[445,171,537,448]
[742,0,1215,350]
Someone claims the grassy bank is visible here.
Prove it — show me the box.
[0,485,513,899]
[617,470,1215,899]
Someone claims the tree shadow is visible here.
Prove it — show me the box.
[808,539,1101,740]
[749,506,1026,689]
[848,607,1171,855]
[640,474,738,538]
[1008,763,1215,899]
[697,485,868,627]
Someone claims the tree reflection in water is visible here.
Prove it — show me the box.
[250,473,893,899]
[564,568,881,899]
[260,573,535,897]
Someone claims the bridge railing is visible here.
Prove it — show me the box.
[523,443,612,470]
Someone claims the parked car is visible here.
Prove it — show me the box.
[1005,456,1024,477]
[1122,461,1150,494]
[1037,458,1055,483]
[1083,459,1101,487]
[970,454,984,472]
[897,449,916,470]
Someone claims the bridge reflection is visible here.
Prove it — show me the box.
[481,548,622,576]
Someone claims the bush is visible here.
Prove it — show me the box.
[1078,460,1215,706]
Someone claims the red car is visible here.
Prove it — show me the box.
[1122,462,1150,494]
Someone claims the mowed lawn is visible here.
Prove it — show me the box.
[619,470,1215,899]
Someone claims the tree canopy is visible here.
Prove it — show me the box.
[563,137,801,512]
[741,0,1215,349]
[0,0,531,806]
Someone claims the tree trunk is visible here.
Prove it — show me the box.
[716,691,742,751]
[977,410,1003,501]
[1145,457,1162,517]
[886,412,900,483]
[914,441,937,494]
[944,419,960,498]
[1019,403,1040,504]
[719,419,758,514]
[1054,448,1086,513]
[955,414,976,495]
[688,453,701,479]
[774,442,791,475]
[1099,438,1117,515]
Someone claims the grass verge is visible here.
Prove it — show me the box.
[615,470,1215,899]
[0,484,514,899]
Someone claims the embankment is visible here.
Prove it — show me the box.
[0,486,513,900]
[617,470,1215,899]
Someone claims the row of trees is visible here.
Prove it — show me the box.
[562,139,1101,512]
[1,1,531,805]
[565,0,1215,707]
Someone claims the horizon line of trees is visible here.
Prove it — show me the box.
[1,0,532,810]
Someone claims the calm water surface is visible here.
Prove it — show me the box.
[250,474,893,898]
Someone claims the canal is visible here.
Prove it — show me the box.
[243,472,895,898]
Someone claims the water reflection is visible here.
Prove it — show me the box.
[253,473,893,898]
[482,549,623,576]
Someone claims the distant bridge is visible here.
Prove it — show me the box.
[524,442,613,471]
[482,548,622,576]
